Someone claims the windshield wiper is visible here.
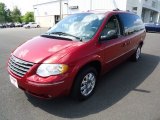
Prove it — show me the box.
[41,33,73,41]
[49,32,83,41]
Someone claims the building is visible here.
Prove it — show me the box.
[140,0,160,22]
[33,0,160,27]
[33,0,68,27]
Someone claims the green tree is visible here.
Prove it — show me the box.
[0,2,7,23]
[23,12,34,23]
[11,6,21,23]
[21,15,24,22]
[6,9,12,22]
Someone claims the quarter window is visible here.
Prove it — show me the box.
[118,13,145,35]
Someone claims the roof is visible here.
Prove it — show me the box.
[85,9,136,15]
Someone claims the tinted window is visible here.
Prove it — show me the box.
[118,13,145,35]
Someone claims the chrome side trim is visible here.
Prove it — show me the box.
[106,48,135,64]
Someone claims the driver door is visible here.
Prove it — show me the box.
[99,15,129,72]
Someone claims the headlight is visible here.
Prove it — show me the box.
[36,64,68,77]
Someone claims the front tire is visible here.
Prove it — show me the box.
[71,67,97,101]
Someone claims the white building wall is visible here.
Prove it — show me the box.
[126,0,160,22]
[91,0,127,11]
[68,0,90,14]
[126,0,142,16]
[34,0,67,27]
[142,0,160,22]
[158,1,160,22]
[34,0,160,27]
[142,0,159,11]
[68,0,127,14]
[143,9,152,22]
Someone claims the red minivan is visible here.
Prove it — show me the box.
[8,10,146,100]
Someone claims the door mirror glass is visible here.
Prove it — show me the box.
[100,30,117,40]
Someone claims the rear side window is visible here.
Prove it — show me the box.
[118,13,145,35]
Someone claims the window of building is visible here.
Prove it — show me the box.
[132,7,137,11]
[152,1,156,8]
[55,15,60,24]
[132,7,138,14]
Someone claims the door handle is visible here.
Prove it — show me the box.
[127,41,131,45]
[122,41,131,47]
[122,42,127,47]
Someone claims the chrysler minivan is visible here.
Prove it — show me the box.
[7,10,146,100]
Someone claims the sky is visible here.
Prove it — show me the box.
[0,0,36,15]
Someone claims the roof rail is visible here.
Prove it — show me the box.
[87,8,122,12]
[89,9,112,11]
[113,8,120,11]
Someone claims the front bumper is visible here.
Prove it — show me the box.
[8,69,72,99]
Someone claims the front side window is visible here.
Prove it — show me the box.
[47,13,105,41]
[100,16,121,40]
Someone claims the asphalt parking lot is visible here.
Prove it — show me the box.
[0,28,160,120]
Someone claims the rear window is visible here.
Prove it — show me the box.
[118,13,145,35]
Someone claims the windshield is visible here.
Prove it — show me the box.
[47,13,105,41]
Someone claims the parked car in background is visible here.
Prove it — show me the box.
[15,23,22,27]
[23,22,40,28]
[0,24,3,28]
[0,24,7,28]
[145,22,160,32]
[7,10,146,101]
[7,23,15,28]
[21,22,27,27]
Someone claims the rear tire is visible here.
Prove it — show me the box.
[131,45,142,62]
[71,67,97,101]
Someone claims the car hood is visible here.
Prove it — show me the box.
[13,36,82,63]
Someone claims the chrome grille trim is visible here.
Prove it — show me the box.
[8,61,28,72]
[8,55,34,77]
[10,57,31,69]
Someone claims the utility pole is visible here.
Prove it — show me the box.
[90,0,92,10]
[60,0,62,20]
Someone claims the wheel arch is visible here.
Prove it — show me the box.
[77,60,102,77]
[70,60,102,98]
[139,41,143,48]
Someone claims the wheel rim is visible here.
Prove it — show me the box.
[80,73,96,96]
[136,47,141,60]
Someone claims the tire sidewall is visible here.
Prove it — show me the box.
[72,67,97,101]
[135,46,141,61]
[131,45,142,62]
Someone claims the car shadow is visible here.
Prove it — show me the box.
[26,53,159,118]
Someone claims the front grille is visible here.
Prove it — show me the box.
[8,55,34,77]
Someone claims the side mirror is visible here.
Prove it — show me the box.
[100,30,117,41]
